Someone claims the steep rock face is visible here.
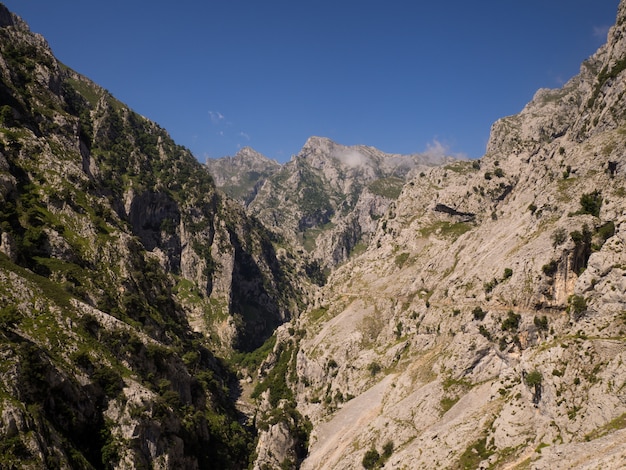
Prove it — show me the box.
[0,6,304,468]
[266,2,626,469]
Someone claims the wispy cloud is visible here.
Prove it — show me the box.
[208,110,225,125]
[593,25,611,40]
[423,139,467,161]
[239,131,251,141]
[333,149,371,168]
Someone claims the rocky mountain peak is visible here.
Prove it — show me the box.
[0,3,25,29]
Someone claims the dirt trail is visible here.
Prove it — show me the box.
[301,374,395,470]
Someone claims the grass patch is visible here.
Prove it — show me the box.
[308,306,329,322]
[440,396,459,414]
[584,412,626,441]
[368,177,404,199]
[457,436,494,469]
[419,221,471,240]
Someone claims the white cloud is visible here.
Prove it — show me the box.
[422,139,467,161]
[334,149,371,168]
[208,110,225,124]
[239,131,251,140]
[593,25,610,40]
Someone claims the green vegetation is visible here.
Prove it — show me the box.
[230,334,277,373]
[367,361,382,376]
[472,307,487,321]
[568,294,588,318]
[577,190,602,217]
[534,316,549,331]
[368,176,404,199]
[361,440,394,469]
[419,221,472,240]
[501,310,521,332]
[394,252,410,268]
[457,436,494,469]
[525,370,543,387]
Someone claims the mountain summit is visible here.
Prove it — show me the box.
[208,137,457,270]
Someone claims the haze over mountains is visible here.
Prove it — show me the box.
[0,1,626,469]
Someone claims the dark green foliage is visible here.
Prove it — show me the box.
[534,316,549,331]
[501,310,521,332]
[252,342,294,406]
[569,295,588,319]
[502,268,513,280]
[578,190,602,217]
[367,362,382,376]
[231,334,277,373]
[494,167,505,178]
[0,305,21,328]
[92,367,124,398]
[458,436,494,469]
[525,370,543,387]
[362,448,381,469]
[551,228,567,247]
[596,221,615,242]
[570,224,593,273]
[478,325,492,340]
[542,260,558,276]
[472,307,486,321]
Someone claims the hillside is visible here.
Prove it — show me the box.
[276,1,626,468]
[0,4,308,468]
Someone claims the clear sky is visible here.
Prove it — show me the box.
[1,1,620,162]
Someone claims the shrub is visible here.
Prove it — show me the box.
[478,325,491,340]
[534,316,549,331]
[382,441,394,459]
[0,305,21,328]
[362,448,380,469]
[367,362,382,376]
[551,228,567,247]
[503,268,513,280]
[501,310,521,332]
[542,260,558,276]
[579,190,602,217]
[525,370,543,387]
[569,295,587,318]
[494,168,505,178]
[472,307,486,321]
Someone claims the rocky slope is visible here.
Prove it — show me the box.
[207,137,455,272]
[0,5,309,468]
[267,1,626,468]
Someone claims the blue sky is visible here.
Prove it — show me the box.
[2,1,620,162]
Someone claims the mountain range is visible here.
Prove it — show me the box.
[0,1,626,469]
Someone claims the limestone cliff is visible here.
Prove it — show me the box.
[0,4,303,468]
[276,2,626,468]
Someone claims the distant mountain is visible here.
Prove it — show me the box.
[205,146,280,204]
[208,136,457,271]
